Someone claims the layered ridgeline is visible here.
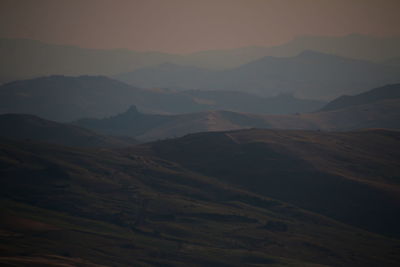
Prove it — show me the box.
[2,76,398,142]
[1,129,400,266]
[115,51,400,99]
[0,75,324,121]
[320,83,400,111]
[75,84,400,141]
[2,34,400,84]
[0,113,137,147]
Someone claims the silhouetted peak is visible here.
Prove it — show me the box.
[125,105,140,114]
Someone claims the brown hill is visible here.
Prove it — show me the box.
[1,132,400,266]
[137,128,400,238]
[0,113,136,147]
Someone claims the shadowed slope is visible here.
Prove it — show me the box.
[0,113,137,147]
[1,136,400,266]
[138,129,400,238]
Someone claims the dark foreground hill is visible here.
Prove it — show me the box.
[0,113,136,147]
[1,129,400,266]
[136,128,400,238]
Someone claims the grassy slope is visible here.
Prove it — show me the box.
[138,129,400,238]
[0,113,137,148]
[1,137,400,266]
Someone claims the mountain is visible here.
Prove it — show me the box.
[320,84,400,111]
[116,51,400,99]
[138,128,400,238]
[2,35,400,84]
[176,34,400,69]
[1,130,400,266]
[76,91,400,141]
[0,75,142,121]
[0,113,137,147]
[0,38,178,84]
[278,98,400,131]
[0,75,208,121]
[255,34,400,62]
[0,75,325,122]
[115,63,215,90]
[74,106,270,141]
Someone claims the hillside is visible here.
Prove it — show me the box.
[0,75,207,121]
[76,96,400,141]
[272,98,400,131]
[320,83,400,111]
[0,75,324,122]
[116,51,400,99]
[0,75,142,121]
[1,133,400,266]
[74,106,272,141]
[137,128,400,238]
[0,113,136,147]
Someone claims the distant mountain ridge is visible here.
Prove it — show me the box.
[0,75,324,121]
[74,105,270,141]
[116,50,400,99]
[75,85,400,141]
[320,83,400,111]
[2,34,400,84]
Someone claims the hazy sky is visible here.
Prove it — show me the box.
[1,0,399,53]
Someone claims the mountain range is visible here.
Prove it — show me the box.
[115,50,400,99]
[1,34,400,267]
[74,83,400,141]
[0,75,325,121]
[2,34,400,84]
[321,83,400,111]
[1,78,397,142]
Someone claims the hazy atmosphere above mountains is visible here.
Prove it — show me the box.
[1,0,400,53]
[1,1,400,266]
